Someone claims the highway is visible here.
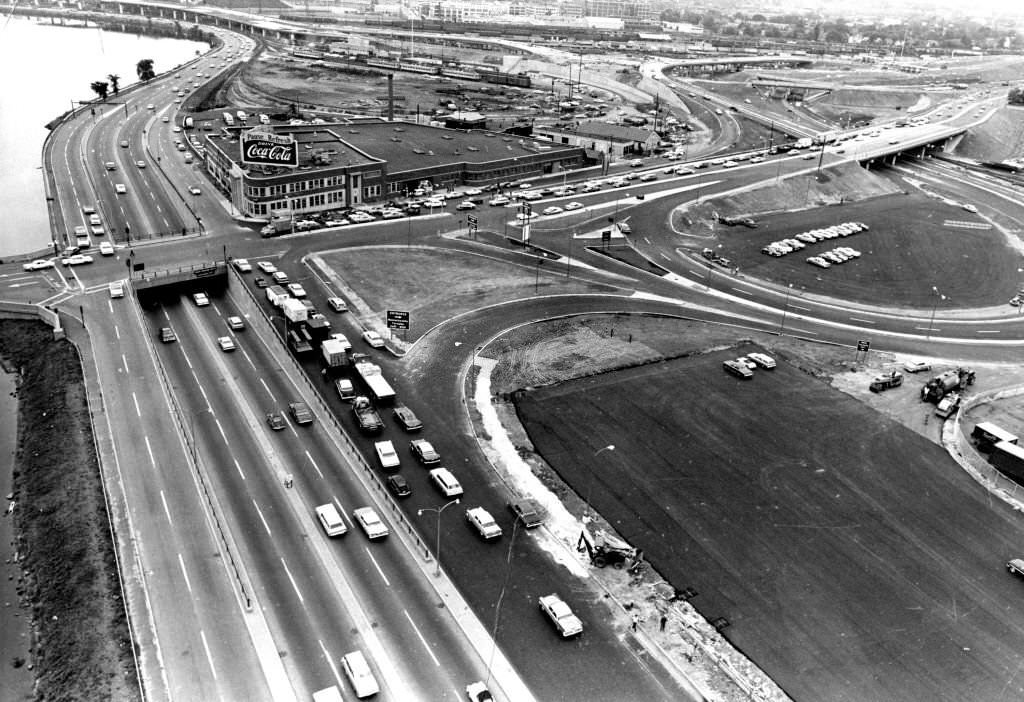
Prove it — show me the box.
[19,16,1024,702]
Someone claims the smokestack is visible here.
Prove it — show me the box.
[388,74,394,122]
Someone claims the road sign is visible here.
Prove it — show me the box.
[856,340,870,352]
[467,215,478,226]
[386,310,410,330]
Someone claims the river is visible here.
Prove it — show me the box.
[0,16,208,257]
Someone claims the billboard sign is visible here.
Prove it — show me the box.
[240,129,298,168]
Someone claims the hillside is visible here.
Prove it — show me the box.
[955,105,1024,162]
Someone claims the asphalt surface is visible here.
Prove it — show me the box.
[514,343,1024,702]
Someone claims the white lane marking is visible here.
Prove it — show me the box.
[731,287,751,295]
[259,378,277,403]
[643,237,651,245]
[976,330,1000,335]
[182,347,194,371]
[233,458,246,481]
[215,417,229,444]
[365,548,390,587]
[914,326,938,332]
[162,308,171,321]
[114,325,120,340]
[403,609,441,667]
[132,392,141,417]
[849,317,876,325]
[253,500,273,536]
[790,304,810,312]
[160,490,173,526]
[144,436,157,468]
[178,553,193,594]
[660,252,670,261]
[200,630,218,681]
[306,451,324,479]
[787,327,818,336]
[318,640,343,688]
[240,345,257,371]
[198,383,210,405]
[280,557,305,604]
[122,354,130,374]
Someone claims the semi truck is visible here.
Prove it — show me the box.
[353,356,396,404]
[352,396,384,434]
[990,440,1024,486]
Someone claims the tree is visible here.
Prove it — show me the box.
[90,81,109,100]
[107,74,120,96]
[136,59,155,82]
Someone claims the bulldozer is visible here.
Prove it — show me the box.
[578,527,643,573]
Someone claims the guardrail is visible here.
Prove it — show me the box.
[228,263,433,561]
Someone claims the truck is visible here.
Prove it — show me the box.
[539,594,583,638]
[222,112,234,126]
[972,422,1019,452]
[869,370,903,393]
[351,396,383,434]
[261,219,292,238]
[306,315,331,344]
[934,392,961,419]
[288,326,313,355]
[183,116,194,129]
[353,356,396,404]
[794,137,814,149]
[921,367,975,403]
[281,297,308,324]
[990,440,1024,486]
[266,284,290,307]
[322,338,350,371]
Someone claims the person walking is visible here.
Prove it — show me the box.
[631,612,640,632]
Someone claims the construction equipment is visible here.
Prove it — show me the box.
[578,526,641,571]
[869,370,903,393]
[934,392,961,419]
[921,367,975,403]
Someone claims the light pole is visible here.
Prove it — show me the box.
[927,285,945,340]
[778,283,794,336]
[418,498,460,577]
[586,445,615,515]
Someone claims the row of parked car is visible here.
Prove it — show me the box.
[807,247,862,269]
[723,352,777,379]
[761,221,869,257]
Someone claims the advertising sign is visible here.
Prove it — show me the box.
[240,129,298,168]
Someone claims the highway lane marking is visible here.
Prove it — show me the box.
[787,327,818,336]
[252,500,273,536]
[214,417,230,446]
[200,630,218,681]
[789,304,810,312]
[114,325,120,340]
[259,378,277,403]
[913,326,939,332]
[305,451,324,480]
[239,346,257,372]
[849,317,876,325]
[336,498,352,529]
[232,458,246,481]
[122,354,130,374]
[318,640,344,689]
[643,237,652,245]
[660,252,670,261]
[160,491,173,526]
[144,436,157,469]
[182,347,193,370]
[280,557,305,604]
[402,609,440,667]
[177,553,193,594]
[977,330,1000,334]
[132,392,141,417]
[365,548,390,587]
[731,287,751,295]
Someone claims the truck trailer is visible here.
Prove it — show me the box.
[266,285,290,307]
[322,338,350,372]
[353,356,395,404]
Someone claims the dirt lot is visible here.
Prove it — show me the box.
[0,320,137,702]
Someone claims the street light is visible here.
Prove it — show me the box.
[778,282,794,336]
[418,498,460,577]
[586,445,615,515]
[927,285,946,340]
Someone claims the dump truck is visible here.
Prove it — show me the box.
[869,370,903,393]
[351,395,383,434]
[921,367,975,403]
[353,356,396,404]
[322,338,350,372]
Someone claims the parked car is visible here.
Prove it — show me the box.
[327,296,348,312]
[903,360,932,374]
[362,330,385,348]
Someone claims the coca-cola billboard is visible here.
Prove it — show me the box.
[240,130,298,167]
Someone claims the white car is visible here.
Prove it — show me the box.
[422,199,446,208]
[747,352,776,369]
[542,206,563,216]
[489,196,510,206]
[362,330,385,348]
[328,332,351,351]
[99,242,114,256]
[217,336,235,352]
[61,254,93,266]
[232,258,252,273]
[962,203,978,213]
[256,261,277,274]
[903,360,932,374]
[353,507,389,539]
[286,283,306,298]
[193,292,210,306]
[807,256,831,269]
[188,186,202,196]
[374,440,400,469]
[455,201,477,210]
[463,188,482,196]
[539,593,583,637]
[136,160,146,168]
[349,211,374,223]
[227,316,244,331]
[327,296,348,313]
[115,184,127,194]
[466,507,502,540]
[722,160,738,168]
[565,201,584,210]
[108,281,124,299]
[22,259,53,271]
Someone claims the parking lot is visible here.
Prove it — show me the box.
[515,345,1024,702]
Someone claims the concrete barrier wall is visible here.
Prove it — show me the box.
[0,301,64,337]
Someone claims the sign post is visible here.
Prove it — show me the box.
[855,339,870,364]
[386,310,410,342]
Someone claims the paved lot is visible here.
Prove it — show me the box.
[515,343,1024,702]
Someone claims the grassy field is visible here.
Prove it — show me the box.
[0,320,137,702]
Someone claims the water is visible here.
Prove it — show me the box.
[0,17,208,256]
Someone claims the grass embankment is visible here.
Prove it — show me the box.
[955,105,1024,162]
[0,320,137,702]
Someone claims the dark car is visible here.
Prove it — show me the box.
[393,404,423,432]
[254,277,269,288]
[289,402,314,425]
[508,498,544,528]
[386,474,412,498]
[266,412,286,431]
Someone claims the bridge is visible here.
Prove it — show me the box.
[852,124,968,168]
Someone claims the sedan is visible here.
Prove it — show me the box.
[266,412,286,431]
[61,254,93,266]
[489,196,510,206]
[188,186,202,196]
[327,296,348,313]
[410,438,440,465]
[903,360,932,374]
[374,440,401,470]
[22,259,54,271]
[232,258,252,273]
[455,201,477,210]
[386,474,412,498]
[193,292,210,306]
[962,203,978,213]
[362,329,385,348]
[466,681,494,702]
[393,404,423,432]
[217,336,236,352]
[119,140,129,148]
[353,507,389,539]
[286,283,307,298]
[136,160,146,168]
[564,201,584,211]
[115,184,127,194]
[256,261,277,274]
[542,206,563,216]
[227,316,245,331]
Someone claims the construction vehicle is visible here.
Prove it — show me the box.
[921,367,975,403]
[934,392,961,419]
[351,396,384,434]
[869,370,903,393]
[577,526,642,572]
